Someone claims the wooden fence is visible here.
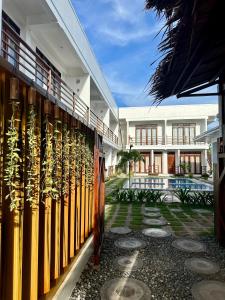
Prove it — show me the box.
[0,71,105,299]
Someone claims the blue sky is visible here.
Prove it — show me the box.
[72,0,218,107]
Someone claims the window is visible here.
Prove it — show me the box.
[2,11,20,66]
[180,153,201,174]
[172,123,196,144]
[36,48,61,98]
[135,126,157,145]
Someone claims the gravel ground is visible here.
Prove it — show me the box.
[70,231,225,300]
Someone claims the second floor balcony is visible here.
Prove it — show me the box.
[128,136,206,146]
[1,18,119,147]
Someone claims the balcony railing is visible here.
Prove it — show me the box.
[128,136,206,146]
[166,136,205,145]
[90,111,119,145]
[129,136,165,146]
[1,19,119,146]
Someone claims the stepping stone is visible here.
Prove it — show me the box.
[170,208,183,213]
[193,209,212,214]
[192,280,225,300]
[101,278,151,299]
[172,239,206,253]
[185,258,220,275]
[142,228,171,238]
[110,227,132,235]
[144,207,160,213]
[115,238,145,250]
[143,212,161,218]
[143,218,167,226]
[115,256,143,271]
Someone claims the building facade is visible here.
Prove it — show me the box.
[0,0,120,176]
[119,104,218,175]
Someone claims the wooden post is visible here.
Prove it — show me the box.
[69,122,76,259]
[93,131,100,265]
[61,114,70,269]
[2,77,24,300]
[50,106,62,281]
[38,99,53,296]
[22,87,40,300]
[85,179,89,239]
[0,71,5,296]
[80,135,86,245]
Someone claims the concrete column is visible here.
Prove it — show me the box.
[162,151,168,175]
[175,149,181,172]
[104,146,112,177]
[127,121,130,145]
[201,149,208,172]
[164,119,167,145]
[151,150,154,173]
[111,150,118,174]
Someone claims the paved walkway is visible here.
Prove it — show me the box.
[69,205,223,300]
[70,230,225,299]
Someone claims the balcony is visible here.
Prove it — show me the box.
[128,136,206,146]
[1,19,119,146]
[129,136,165,146]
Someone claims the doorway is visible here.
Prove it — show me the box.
[168,152,175,174]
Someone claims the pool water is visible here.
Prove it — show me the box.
[125,177,213,191]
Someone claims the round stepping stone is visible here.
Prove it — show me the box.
[170,208,183,213]
[172,239,206,253]
[143,212,161,218]
[110,227,132,235]
[144,207,160,213]
[101,278,151,299]
[115,238,145,250]
[185,258,220,275]
[193,209,211,214]
[142,228,171,238]
[115,256,143,271]
[192,280,225,300]
[143,218,167,226]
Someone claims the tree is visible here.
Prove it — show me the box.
[117,149,145,188]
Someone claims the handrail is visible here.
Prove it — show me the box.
[128,135,206,146]
[1,19,119,146]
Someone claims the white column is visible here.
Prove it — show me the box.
[151,150,154,173]
[127,121,130,145]
[175,149,181,172]
[162,151,168,174]
[164,119,167,145]
[201,149,208,172]
[104,146,112,177]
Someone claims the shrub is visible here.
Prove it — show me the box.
[174,188,214,207]
[174,188,192,205]
[126,189,136,202]
[202,173,210,180]
[136,190,147,202]
[145,190,165,203]
[191,191,214,207]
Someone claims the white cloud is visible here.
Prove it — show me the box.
[73,0,160,46]
[99,22,161,46]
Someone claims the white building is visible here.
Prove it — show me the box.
[195,118,220,175]
[0,0,120,176]
[119,104,218,175]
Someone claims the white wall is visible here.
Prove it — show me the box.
[45,0,118,118]
[119,104,218,121]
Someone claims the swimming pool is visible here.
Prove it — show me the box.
[124,177,213,191]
